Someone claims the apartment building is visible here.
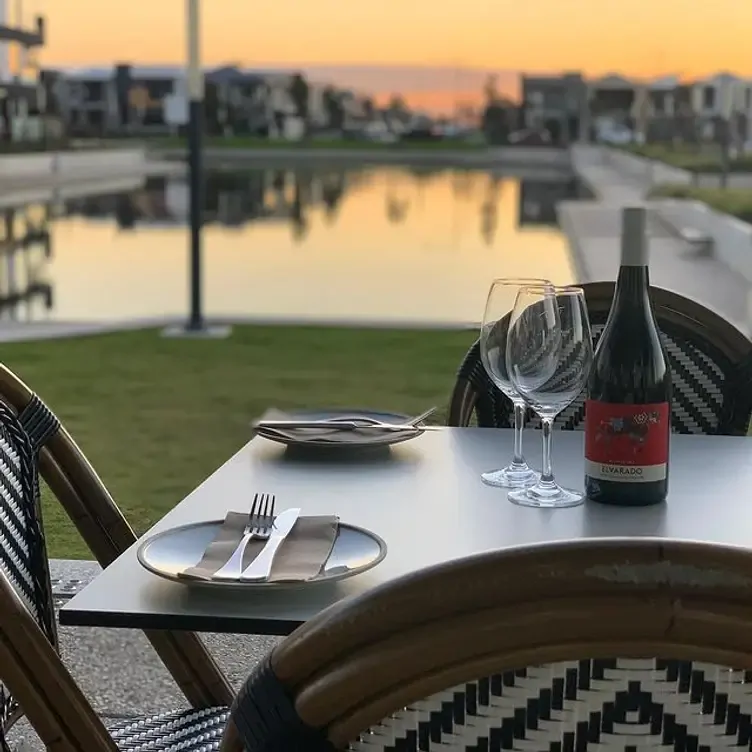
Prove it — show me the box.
[50,64,352,140]
[53,65,183,135]
[521,73,589,144]
[527,70,752,146]
[0,0,47,144]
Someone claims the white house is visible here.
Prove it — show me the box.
[253,71,299,139]
[688,73,752,145]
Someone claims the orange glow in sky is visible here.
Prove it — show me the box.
[37,0,752,79]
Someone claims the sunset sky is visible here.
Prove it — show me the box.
[25,0,752,112]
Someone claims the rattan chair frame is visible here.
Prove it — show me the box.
[0,364,233,712]
[221,538,752,750]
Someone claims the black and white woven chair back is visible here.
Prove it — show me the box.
[450,288,750,436]
[0,396,60,751]
[346,658,752,751]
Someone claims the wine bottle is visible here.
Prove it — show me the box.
[584,207,672,506]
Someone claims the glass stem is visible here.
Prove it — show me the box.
[540,417,556,488]
[512,401,526,467]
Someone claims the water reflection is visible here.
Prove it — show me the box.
[2,167,586,324]
[518,177,593,227]
[0,205,53,321]
[63,170,590,240]
[63,170,358,242]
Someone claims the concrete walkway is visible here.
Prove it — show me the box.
[564,145,752,336]
[0,160,184,211]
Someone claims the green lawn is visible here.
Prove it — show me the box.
[151,135,488,151]
[649,184,752,224]
[624,144,752,173]
[2,325,474,559]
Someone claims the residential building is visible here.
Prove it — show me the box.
[539,70,752,147]
[687,73,752,145]
[521,73,589,145]
[307,83,330,131]
[53,67,118,135]
[589,74,635,127]
[53,64,316,139]
[204,66,268,135]
[56,65,188,136]
[0,0,47,145]
[259,71,299,138]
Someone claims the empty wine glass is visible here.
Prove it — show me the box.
[479,277,553,488]
[506,285,593,508]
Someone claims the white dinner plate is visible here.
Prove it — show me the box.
[136,518,387,590]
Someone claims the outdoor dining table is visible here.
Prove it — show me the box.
[59,427,752,636]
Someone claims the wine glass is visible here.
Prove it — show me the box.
[506,285,593,508]
[479,277,553,488]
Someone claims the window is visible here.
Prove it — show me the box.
[703,86,716,110]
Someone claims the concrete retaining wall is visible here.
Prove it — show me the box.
[602,147,693,187]
[490,146,571,168]
[0,148,147,179]
[655,197,752,282]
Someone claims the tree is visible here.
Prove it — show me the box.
[483,74,498,106]
[482,98,515,145]
[362,96,375,121]
[323,87,345,132]
[387,94,409,123]
[289,73,310,133]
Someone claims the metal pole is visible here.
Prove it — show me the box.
[186,0,203,330]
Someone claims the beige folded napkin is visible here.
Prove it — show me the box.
[255,408,418,444]
[179,512,339,583]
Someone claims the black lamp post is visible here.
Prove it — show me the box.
[186,0,204,331]
[164,0,230,338]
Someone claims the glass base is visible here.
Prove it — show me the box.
[508,482,584,509]
[481,464,539,489]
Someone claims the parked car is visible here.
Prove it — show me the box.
[597,123,634,145]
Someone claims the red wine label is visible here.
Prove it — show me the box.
[585,400,669,483]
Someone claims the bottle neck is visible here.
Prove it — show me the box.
[614,228,650,309]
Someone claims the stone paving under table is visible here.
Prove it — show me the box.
[7,610,280,750]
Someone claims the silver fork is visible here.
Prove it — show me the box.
[331,406,437,428]
[213,493,276,580]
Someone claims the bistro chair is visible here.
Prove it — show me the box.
[221,537,752,751]
[0,364,233,751]
[448,281,752,435]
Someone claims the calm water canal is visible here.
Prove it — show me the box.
[0,166,589,325]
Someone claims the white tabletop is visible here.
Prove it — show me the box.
[60,428,752,634]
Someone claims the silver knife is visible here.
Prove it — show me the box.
[240,508,301,582]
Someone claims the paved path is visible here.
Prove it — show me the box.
[565,146,752,336]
